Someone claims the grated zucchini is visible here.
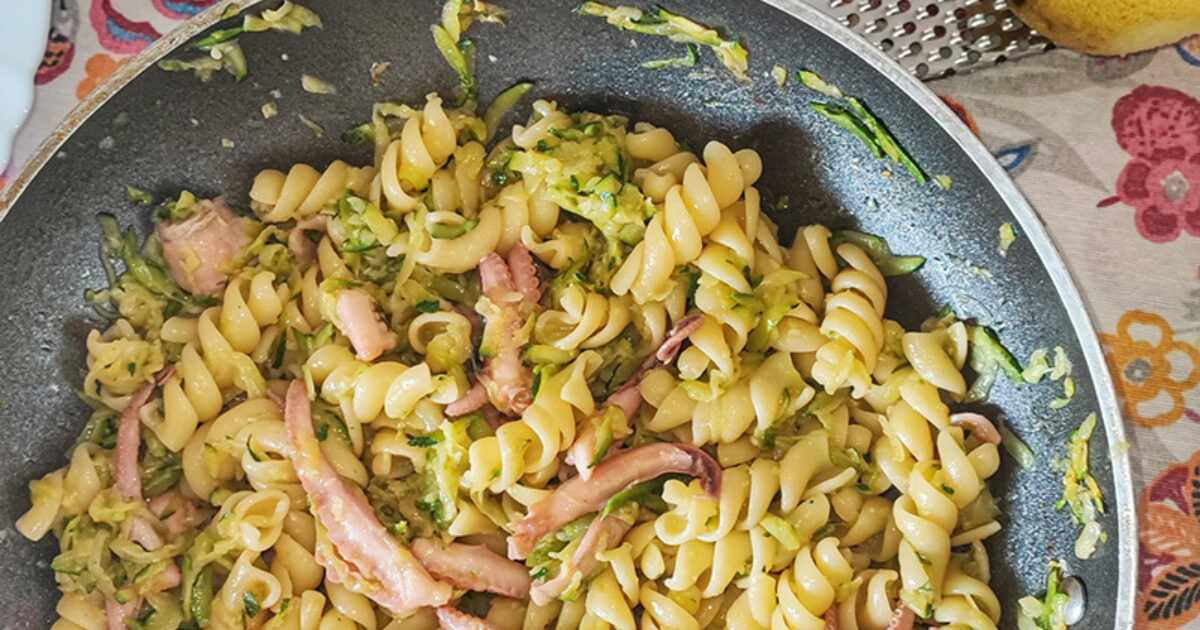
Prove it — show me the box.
[799,69,927,184]
[577,2,749,80]
[830,229,926,276]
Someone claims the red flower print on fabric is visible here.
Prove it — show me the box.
[939,94,980,137]
[1138,450,1200,629]
[36,28,75,85]
[1104,86,1200,243]
[89,0,161,55]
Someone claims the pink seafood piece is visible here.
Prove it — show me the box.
[288,213,329,265]
[283,381,451,613]
[949,412,1001,445]
[564,389,638,481]
[109,369,182,628]
[473,244,540,416]
[508,443,721,559]
[116,381,159,503]
[600,313,705,415]
[655,314,704,364]
[446,382,489,417]
[565,314,706,479]
[337,288,398,362]
[411,537,532,599]
[265,388,285,411]
[148,491,203,538]
[886,605,914,630]
[127,516,165,551]
[106,598,140,630]
[159,197,253,296]
[436,606,501,630]
[530,514,633,605]
[604,385,644,425]
[825,607,838,630]
[507,242,541,304]
[102,563,180,630]
[147,563,182,592]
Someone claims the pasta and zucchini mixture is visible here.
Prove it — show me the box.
[18,91,1015,630]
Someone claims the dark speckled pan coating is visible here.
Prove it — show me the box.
[0,0,1134,627]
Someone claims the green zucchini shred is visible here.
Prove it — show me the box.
[126,186,154,205]
[1050,376,1075,409]
[417,418,473,530]
[577,2,749,80]
[1022,348,1052,384]
[965,325,1023,402]
[771,64,788,87]
[189,565,213,626]
[342,122,375,145]
[1016,560,1070,630]
[430,218,479,240]
[759,514,801,550]
[169,3,319,82]
[998,221,1018,256]
[829,229,925,276]
[810,103,883,159]
[298,114,325,137]
[483,82,535,143]
[1055,413,1106,559]
[996,418,1036,470]
[799,69,927,184]
[157,55,225,82]
[243,2,323,34]
[301,74,336,95]
[601,472,690,517]
[243,590,261,617]
[642,43,700,69]
[433,0,508,108]
[797,70,844,98]
[191,26,244,49]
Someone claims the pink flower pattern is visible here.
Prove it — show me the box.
[1107,86,1200,243]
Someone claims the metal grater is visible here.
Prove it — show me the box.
[813,0,1055,80]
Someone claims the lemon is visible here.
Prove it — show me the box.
[1010,0,1200,55]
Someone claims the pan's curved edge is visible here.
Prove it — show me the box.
[0,0,258,214]
[0,0,1138,624]
[760,0,1136,624]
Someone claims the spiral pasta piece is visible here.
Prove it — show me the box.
[381,94,457,213]
[611,141,757,304]
[309,345,462,441]
[214,488,291,552]
[465,353,599,493]
[534,283,632,351]
[251,160,375,222]
[270,511,325,597]
[808,239,888,399]
[212,550,284,628]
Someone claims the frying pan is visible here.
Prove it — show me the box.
[0,0,1135,627]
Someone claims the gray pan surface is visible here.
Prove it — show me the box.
[0,0,1135,627]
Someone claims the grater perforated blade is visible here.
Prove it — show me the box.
[813,0,1054,80]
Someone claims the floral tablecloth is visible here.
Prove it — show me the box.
[2,1,1199,628]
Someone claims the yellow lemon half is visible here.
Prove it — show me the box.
[1010,0,1200,55]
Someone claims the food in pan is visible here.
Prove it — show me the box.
[14,2,1104,629]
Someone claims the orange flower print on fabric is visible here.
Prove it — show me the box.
[1138,451,1200,628]
[76,53,126,100]
[1099,311,1200,427]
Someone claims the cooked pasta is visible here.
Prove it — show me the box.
[21,57,1017,630]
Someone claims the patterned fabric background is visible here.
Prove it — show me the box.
[937,41,1200,629]
[2,1,1199,627]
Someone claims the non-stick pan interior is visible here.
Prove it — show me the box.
[0,0,1128,626]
